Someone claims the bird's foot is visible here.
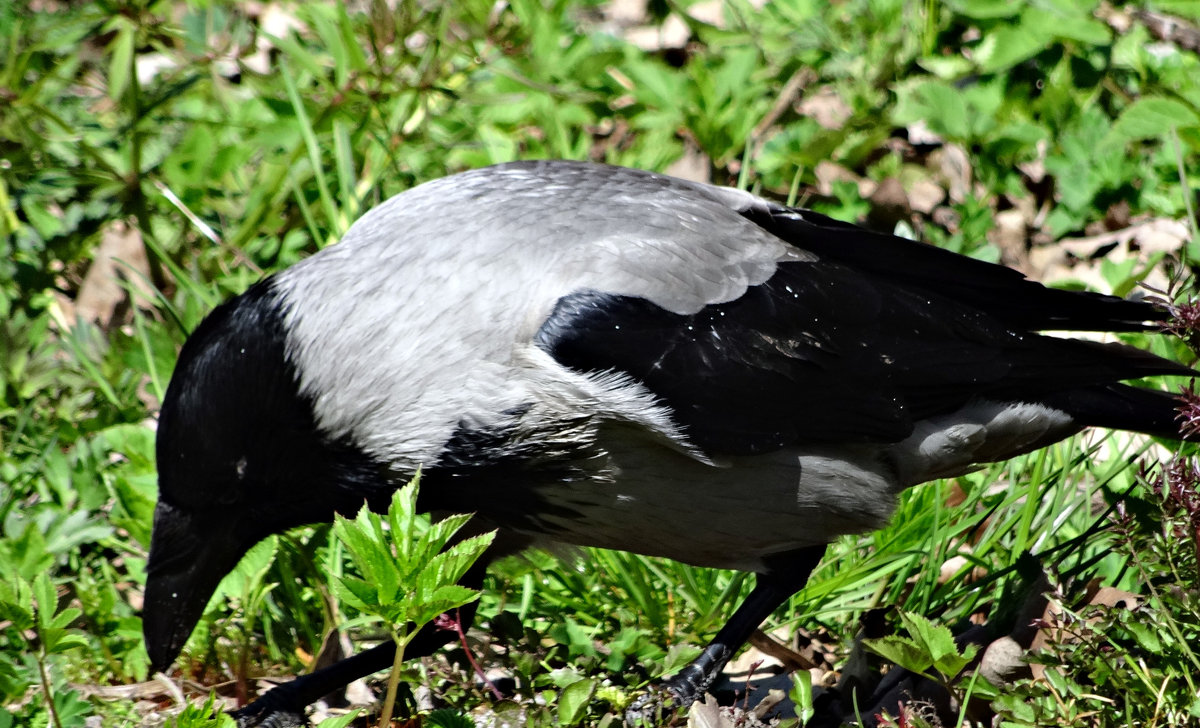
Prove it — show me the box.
[624,666,710,726]
[229,686,308,728]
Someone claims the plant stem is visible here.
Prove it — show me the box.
[377,633,408,728]
[37,647,63,728]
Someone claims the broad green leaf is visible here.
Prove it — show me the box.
[557,677,597,725]
[893,80,969,139]
[933,647,976,679]
[47,606,81,632]
[215,535,278,601]
[1110,97,1200,141]
[314,712,361,728]
[899,611,960,661]
[335,507,399,603]
[975,26,1054,73]
[863,635,934,675]
[1125,619,1163,652]
[1149,0,1200,21]
[33,572,57,631]
[791,670,815,723]
[45,632,89,654]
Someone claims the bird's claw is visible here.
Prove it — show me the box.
[624,674,706,727]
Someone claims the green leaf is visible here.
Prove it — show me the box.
[329,575,378,612]
[45,633,89,654]
[0,576,33,630]
[917,55,973,80]
[975,26,1054,73]
[33,572,58,631]
[1146,0,1200,21]
[863,634,934,675]
[898,611,960,661]
[423,709,475,728]
[557,677,597,725]
[947,0,1021,18]
[107,23,134,102]
[46,606,81,632]
[893,80,969,140]
[791,670,814,723]
[334,507,399,603]
[417,512,475,562]
[426,584,481,609]
[388,481,420,564]
[1124,619,1163,652]
[314,711,361,728]
[1110,97,1200,141]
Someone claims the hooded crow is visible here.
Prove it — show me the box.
[144,160,1191,725]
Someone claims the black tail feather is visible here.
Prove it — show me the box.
[752,207,1171,333]
[1040,384,1195,441]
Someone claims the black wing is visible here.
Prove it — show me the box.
[536,208,1188,456]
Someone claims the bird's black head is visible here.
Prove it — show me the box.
[144,278,385,674]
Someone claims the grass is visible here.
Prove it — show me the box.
[2,0,1200,726]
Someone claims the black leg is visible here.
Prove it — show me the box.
[629,545,827,722]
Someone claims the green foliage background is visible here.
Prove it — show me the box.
[2,0,1199,725]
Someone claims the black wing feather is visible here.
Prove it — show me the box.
[536,209,1189,456]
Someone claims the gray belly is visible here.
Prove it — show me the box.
[516,399,1076,572]
[523,428,903,572]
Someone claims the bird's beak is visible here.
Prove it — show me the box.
[143,500,246,674]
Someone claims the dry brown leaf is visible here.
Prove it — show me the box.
[74,220,154,328]
[797,86,852,131]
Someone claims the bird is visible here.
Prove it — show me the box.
[143,160,1192,726]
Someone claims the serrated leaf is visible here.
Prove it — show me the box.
[417,513,475,561]
[557,677,597,725]
[428,584,480,608]
[1110,97,1200,141]
[47,606,81,631]
[334,508,399,603]
[329,575,378,612]
[863,635,934,675]
[423,532,495,587]
[899,611,960,661]
[894,80,969,139]
[388,481,419,564]
[932,647,976,678]
[45,633,89,654]
[33,572,57,631]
